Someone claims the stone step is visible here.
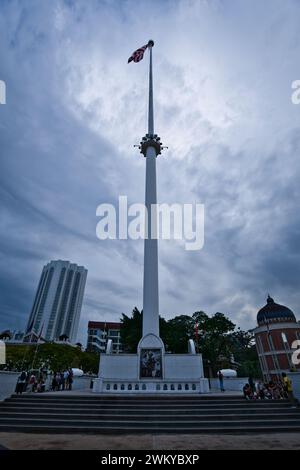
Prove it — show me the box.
[0,417,300,431]
[1,394,297,434]
[4,397,290,407]
[0,411,298,421]
[1,422,300,434]
[0,415,300,425]
[0,406,293,415]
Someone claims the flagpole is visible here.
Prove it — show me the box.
[148,40,154,135]
[132,39,165,339]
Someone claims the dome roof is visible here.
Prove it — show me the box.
[257,295,296,325]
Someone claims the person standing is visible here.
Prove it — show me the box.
[63,369,69,390]
[248,375,255,395]
[16,371,27,395]
[29,373,37,392]
[256,380,265,399]
[67,368,73,391]
[282,372,297,408]
[217,370,225,392]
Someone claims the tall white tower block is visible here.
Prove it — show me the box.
[24,260,87,343]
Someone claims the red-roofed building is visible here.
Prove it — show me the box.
[87,321,122,354]
[252,296,300,381]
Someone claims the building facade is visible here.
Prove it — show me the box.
[252,295,300,380]
[24,260,87,343]
[87,321,122,354]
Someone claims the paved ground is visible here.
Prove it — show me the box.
[0,432,300,450]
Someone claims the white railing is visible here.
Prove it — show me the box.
[101,380,200,393]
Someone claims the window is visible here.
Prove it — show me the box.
[281,332,289,350]
[256,335,264,353]
[272,354,280,370]
[108,330,119,337]
[267,334,275,351]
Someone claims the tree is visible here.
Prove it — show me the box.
[0,330,12,340]
[164,315,194,353]
[120,307,168,352]
[58,334,69,342]
[120,307,142,353]
[4,343,99,374]
[229,328,261,378]
[193,311,236,375]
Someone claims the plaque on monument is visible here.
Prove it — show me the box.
[140,348,162,378]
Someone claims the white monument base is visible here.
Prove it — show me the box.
[93,336,209,394]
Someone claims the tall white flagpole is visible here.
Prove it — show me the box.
[140,40,163,339]
[148,41,154,135]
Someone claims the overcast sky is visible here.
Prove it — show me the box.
[1,0,300,345]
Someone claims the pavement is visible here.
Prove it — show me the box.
[0,432,300,450]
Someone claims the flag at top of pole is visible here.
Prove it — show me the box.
[128,40,154,63]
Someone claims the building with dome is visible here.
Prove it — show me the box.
[252,295,300,381]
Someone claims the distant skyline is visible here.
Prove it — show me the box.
[1,0,300,346]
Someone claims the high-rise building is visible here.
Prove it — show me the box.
[87,321,122,354]
[24,260,87,343]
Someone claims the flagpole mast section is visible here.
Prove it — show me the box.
[148,40,154,135]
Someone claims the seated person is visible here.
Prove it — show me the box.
[243,383,253,400]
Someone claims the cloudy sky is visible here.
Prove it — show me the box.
[1,0,300,345]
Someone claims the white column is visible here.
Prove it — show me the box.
[142,42,159,338]
[143,144,159,337]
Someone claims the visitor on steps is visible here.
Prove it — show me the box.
[248,375,255,394]
[243,383,254,400]
[67,368,73,390]
[282,372,297,408]
[15,371,27,394]
[256,380,265,399]
[29,373,37,392]
[217,370,225,392]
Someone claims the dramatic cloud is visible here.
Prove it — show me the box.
[1,0,300,344]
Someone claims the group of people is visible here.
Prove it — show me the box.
[243,373,296,406]
[51,369,73,391]
[16,371,46,394]
[217,370,297,407]
[15,368,74,394]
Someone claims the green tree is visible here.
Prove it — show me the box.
[120,307,168,352]
[0,330,12,340]
[165,315,194,353]
[4,343,99,374]
[230,328,261,378]
[120,307,142,353]
[194,311,236,375]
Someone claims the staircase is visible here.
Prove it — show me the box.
[0,394,299,434]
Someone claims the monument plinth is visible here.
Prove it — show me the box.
[93,41,209,394]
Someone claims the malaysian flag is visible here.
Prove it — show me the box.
[128,44,148,63]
